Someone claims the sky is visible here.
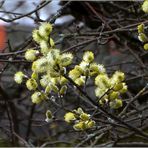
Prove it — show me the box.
[0,0,61,26]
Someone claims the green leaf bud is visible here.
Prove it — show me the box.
[31,91,45,104]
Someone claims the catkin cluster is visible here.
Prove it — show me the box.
[137,0,148,50]
[14,23,73,104]
[64,108,95,131]
[137,23,148,50]
[69,51,106,86]
[69,51,127,109]
[14,22,128,131]
[95,71,127,109]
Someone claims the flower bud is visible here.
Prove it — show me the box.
[111,71,125,84]
[144,43,148,50]
[87,120,95,128]
[142,0,148,13]
[80,113,90,121]
[32,29,43,43]
[75,65,84,74]
[95,74,110,89]
[69,69,81,81]
[76,107,84,114]
[31,72,38,80]
[75,76,86,86]
[31,91,45,104]
[40,40,50,55]
[32,58,48,73]
[26,78,38,90]
[73,121,85,131]
[109,91,119,101]
[120,83,128,94]
[39,22,53,37]
[59,53,73,67]
[79,61,89,71]
[83,51,94,63]
[25,49,39,61]
[64,112,76,123]
[89,63,105,76]
[113,83,123,91]
[40,38,55,55]
[138,33,148,42]
[14,71,25,84]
